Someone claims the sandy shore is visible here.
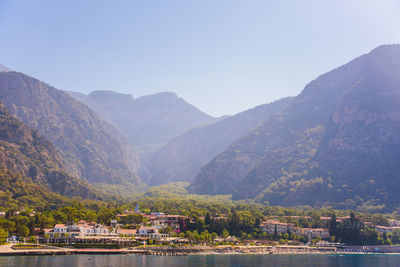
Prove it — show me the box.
[0,244,346,256]
[1,244,397,256]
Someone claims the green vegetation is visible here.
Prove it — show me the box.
[0,100,97,198]
[0,182,398,246]
[0,168,71,210]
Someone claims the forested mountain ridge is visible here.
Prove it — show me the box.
[0,72,141,187]
[68,90,218,147]
[0,101,97,198]
[142,97,292,185]
[191,44,400,211]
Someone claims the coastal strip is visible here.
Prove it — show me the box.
[1,244,396,257]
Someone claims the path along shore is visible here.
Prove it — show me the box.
[0,244,391,256]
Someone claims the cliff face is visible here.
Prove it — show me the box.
[0,72,141,186]
[0,101,97,198]
[191,45,400,210]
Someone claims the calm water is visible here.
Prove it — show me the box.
[0,254,400,267]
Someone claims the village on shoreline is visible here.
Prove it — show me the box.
[2,203,400,256]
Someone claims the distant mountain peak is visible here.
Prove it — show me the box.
[87,90,135,105]
[135,92,179,102]
[0,64,12,73]
[370,43,400,53]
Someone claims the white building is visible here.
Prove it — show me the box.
[260,220,295,234]
[138,227,168,239]
[54,224,68,233]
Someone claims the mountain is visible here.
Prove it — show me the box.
[0,101,96,198]
[64,90,87,102]
[68,90,218,147]
[190,44,400,210]
[0,72,141,188]
[142,97,292,185]
[0,64,11,73]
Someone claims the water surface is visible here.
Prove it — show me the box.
[0,254,400,267]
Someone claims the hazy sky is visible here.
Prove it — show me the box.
[1,1,400,116]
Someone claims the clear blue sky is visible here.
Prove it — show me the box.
[1,0,400,116]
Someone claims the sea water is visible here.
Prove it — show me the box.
[0,254,400,267]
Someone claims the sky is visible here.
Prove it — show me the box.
[0,1,400,117]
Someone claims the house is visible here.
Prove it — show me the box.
[388,220,400,227]
[110,219,118,228]
[117,229,137,236]
[46,221,112,239]
[54,224,68,233]
[0,211,6,217]
[295,228,330,239]
[260,220,295,234]
[6,236,18,243]
[151,212,165,216]
[226,236,239,244]
[320,217,332,227]
[363,222,374,228]
[375,226,400,233]
[138,227,168,239]
[153,215,186,230]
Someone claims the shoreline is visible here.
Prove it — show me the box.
[1,245,399,257]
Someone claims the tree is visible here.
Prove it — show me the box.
[0,218,16,233]
[17,225,30,238]
[329,213,337,240]
[160,226,172,234]
[44,234,50,244]
[64,233,70,243]
[311,213,322,228]
[193,231,200,243]
[222,229,229,239]
[228,210,240,236]
[0,228,8,244]
[211,232,218,241]
[28,236,36,243]
[204,213,211,226]
[54,233,60,244]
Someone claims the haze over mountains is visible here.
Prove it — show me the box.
[67,90,218,148]
[143,97,292,185]
[1,44,400,211]
[191,44,400,210]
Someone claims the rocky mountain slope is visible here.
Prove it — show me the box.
[0,101,96,198]
[190,44,400,210]
[68,90,218,147]
[143,97,292,185]
[0,72,141,187]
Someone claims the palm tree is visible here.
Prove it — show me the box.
[54,233,59,244]
[44,234,50,244]
[64,233,70,244]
